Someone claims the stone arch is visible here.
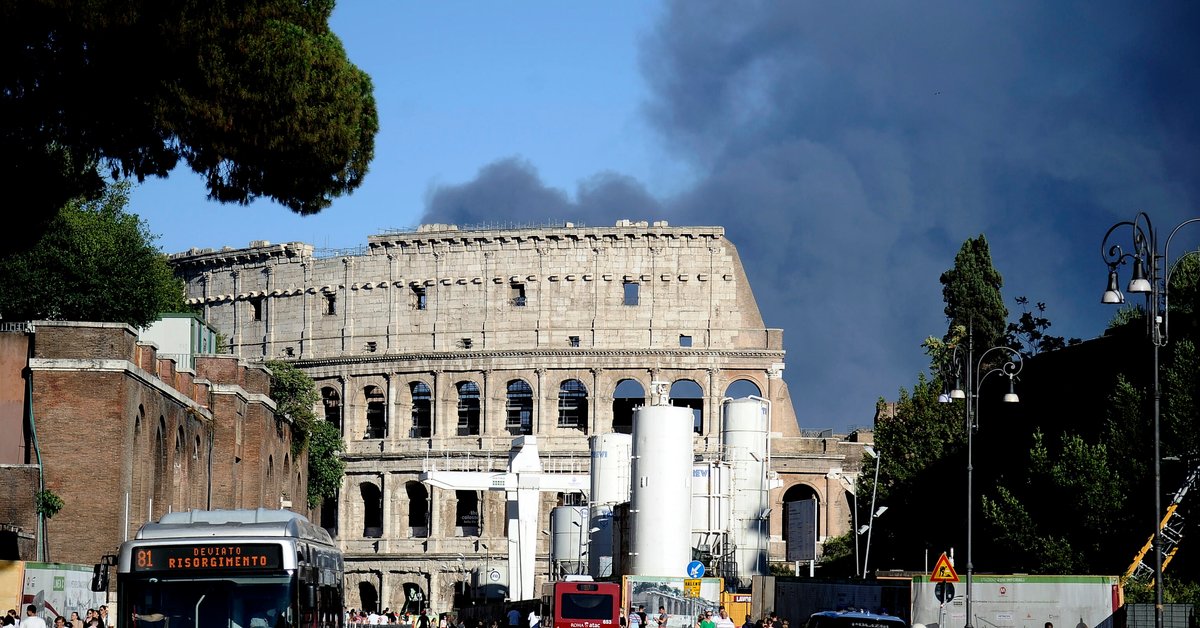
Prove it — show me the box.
[557,379,588,432]
[670,379,704,434]
[409,380,432,438]
[406,481,429,538]
[321,385,342,431]
[611,378,645,435]
[723,379,762,399]
[358,580,379,615]
[364,385,386,439]
[455,490,480,537]
[781,482,821,548]
[505,379,533,436]
[360,481,382,538]
[456,380,481,436]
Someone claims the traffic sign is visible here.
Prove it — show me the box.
[934,581,955,604]
[683,579,701,598]
[930,552,960,582]
[686,560,705,578]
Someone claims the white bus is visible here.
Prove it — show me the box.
[100,509,343,628]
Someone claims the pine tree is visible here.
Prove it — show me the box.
[940,235,1008,349]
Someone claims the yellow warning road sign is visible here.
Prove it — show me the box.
[930,552,960,582]
[684,579,701,597]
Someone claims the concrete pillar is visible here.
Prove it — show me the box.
[382,473,394,546]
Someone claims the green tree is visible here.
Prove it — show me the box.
[940,235,1008,349]
[0,182,187,327]
[1,0,378,250]
[307,419,346,508]
[263,360,345,508]
[265,360,318,455]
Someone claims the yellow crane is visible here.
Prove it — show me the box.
[1122,466,1200,586]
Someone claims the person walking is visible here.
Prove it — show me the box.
[713,609,735,628]
[20,606,47,628]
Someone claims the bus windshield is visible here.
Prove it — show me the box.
[559,592,616,620]
[123,575,295,628]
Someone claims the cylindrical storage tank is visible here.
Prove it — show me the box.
[630,404,694,577]
[550,505,588,570]
[691,462,731,545]
[472,565,509,601]
[587,504,615,577]
[589,433,633,505]
[723,397,771,584]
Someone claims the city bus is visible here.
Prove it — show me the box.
[546,580,620,628]
[101,509,343,628]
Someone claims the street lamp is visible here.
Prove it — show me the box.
[942,327,1022,628]
[860,446,886,578]
[1101,213,1200,628]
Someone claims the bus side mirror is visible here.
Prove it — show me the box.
[91,564,109,592]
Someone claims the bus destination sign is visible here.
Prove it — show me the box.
[132,544,283,572]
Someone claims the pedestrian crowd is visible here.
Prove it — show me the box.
[343,607,498,628]
[5,605,110,628]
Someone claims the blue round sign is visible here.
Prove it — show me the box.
[686,560,705,578]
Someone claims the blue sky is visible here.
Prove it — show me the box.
[129,1,677,250]
[127,1,1200,433]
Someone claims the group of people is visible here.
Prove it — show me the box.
[5,606,109,628]
[622,605,785,628]
[344,608,494,628]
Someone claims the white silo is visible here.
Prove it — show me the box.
[722,396,771,585]
[550,505,589,576]
[630,403,694,577]
[691,461,731,550]
[588,433,630,578]
[589,433,632,506]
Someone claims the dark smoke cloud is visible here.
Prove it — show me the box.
[423,1,1200,431]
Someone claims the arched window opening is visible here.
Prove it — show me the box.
[611,379,645,435]
[411,382,432,438]
[152,418,167,512]
[360,482,382,538]
[505,380,533,435]
[724,379,762,399]
[782,484,821,555]
[322,387,342,430]
[320,490,340,539]
[406,481,430,538]
[364,386,386,439]
[455,490,480,537]
[557,379,588,432]
[456,381,481,436]
[670,379,705,434]
[268,455,274,480]
[357,582,379,617]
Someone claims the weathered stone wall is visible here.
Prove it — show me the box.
[169,222,871,612]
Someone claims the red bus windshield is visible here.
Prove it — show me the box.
[554,583,619,628]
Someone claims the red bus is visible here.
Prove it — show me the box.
[548,581,621,628]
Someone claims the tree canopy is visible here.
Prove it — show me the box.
[1,0,378,250]
[264,360,345,509]
[849,236,1200,601]
[940,235,1008,349]
[0,182,187,327]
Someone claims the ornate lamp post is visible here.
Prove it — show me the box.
[943,328,1022,628]
[1101,213,1200,628]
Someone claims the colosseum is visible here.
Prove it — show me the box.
[168,220,872,612]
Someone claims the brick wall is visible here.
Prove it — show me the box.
[10,321,301,567]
